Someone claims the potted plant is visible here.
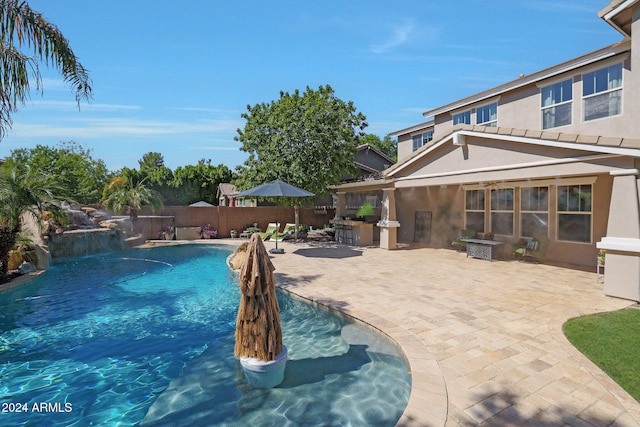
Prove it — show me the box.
[297,224,309,239]
[200,224,218,239]
[356,202,376,223]
[158,225,175,240]
[230,229,238,238]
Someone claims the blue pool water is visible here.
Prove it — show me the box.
[0,245,410,426]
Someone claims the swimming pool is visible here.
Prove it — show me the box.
[0,245,410,426]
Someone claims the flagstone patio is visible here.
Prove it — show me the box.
[265,240,640,426]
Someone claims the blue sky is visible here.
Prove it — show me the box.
[0,0,623,171]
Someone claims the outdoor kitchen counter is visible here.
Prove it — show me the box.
[329,219,374,246]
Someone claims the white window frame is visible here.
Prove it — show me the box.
[557,183,593,244]
[582,63,623,122]
[541,79,572,130]
[464,189,485,233]
[520,186,549,239]
[490,188,514,236]
[476,102,498,127]
[412,131,433,151]
[453,110,471,125]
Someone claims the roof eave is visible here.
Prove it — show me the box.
[422,41,630,118]
[388,119,435,138]
[599,0,639,37]
[386,127,640,178]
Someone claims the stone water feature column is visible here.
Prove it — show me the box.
[597,169,640,301]
[377,187,400,250]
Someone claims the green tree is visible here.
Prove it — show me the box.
[6,141,110,204]
[0,0,92,138]
[101,174,163,227]
[234,84,367,198]
[137,151,174,202]
[171,159,234,205]
[360,133,397,162]
[0,162,68,281]
[139,152,173,185]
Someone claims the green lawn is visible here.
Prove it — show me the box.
[563,308,640,402]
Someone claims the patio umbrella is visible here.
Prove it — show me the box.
[238,179,314,253]
[234,233,287,387]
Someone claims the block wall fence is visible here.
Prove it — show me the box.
[136,206,336,240]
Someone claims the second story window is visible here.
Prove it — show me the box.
[412,131,433,151]
[541,79,572,129]
[453,111,471,125]
[583,63,622,121]
[476,103,497,127]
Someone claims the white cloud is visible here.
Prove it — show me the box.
[10,116,242,140]
[370,22,416,54]
[26,100,142,112]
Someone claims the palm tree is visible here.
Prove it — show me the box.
[0,0,92,138]
[0,163,68,282]
[101,176,163,227]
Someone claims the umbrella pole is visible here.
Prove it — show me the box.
[270,203,284,254]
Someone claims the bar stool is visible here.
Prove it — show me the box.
[342,224,354,245]
[334,224,344,244]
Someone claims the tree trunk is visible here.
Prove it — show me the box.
[0,226,18,282]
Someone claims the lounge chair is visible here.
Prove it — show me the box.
[452,229,477,250]
[259,223,279,241]
[513,238,539,261]
[273,223,297,242]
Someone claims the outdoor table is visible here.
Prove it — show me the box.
[461,238,504,261]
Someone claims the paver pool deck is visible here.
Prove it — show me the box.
[259,240,640,426]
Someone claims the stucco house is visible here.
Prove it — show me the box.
[334,0,640,301]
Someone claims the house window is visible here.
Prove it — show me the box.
[476,103,497,127]
[541,79,572,129]
[453,111,471,125]
[465,189,485,233]
[520,186,549,238]
[490,188,514,236]
[412,131,433,151]
[557,184,592,243]
[583,63,622,121]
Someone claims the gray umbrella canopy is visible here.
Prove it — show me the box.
[238,179,314,253]
[237,179,314,198]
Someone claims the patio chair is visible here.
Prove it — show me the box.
[452,229,476,251]
[273,223,297,242]
[259,223,279,241]
[513,238,539,261]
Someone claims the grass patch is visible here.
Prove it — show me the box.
[563,308,640,402]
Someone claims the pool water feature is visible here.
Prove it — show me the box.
[0,245,410,426]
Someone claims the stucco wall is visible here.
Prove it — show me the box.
[392,173,615,268]
[428,53,634,141]
[389,50,635,162]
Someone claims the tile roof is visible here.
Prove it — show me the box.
[385,124,640,177]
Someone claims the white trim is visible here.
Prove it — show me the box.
[388,120,435,138]
[602,0,639,21]
[610,168,639,176]
[395,152,618,183]
[598,236,640,253]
